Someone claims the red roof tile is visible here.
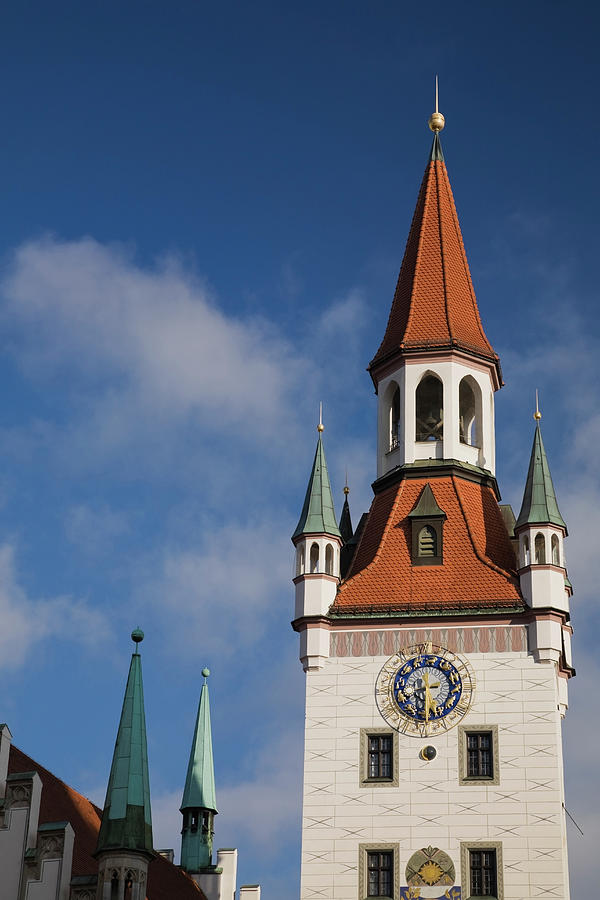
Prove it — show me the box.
[332,475,524,614]
[8,746,206,900]
[370,153,499,379]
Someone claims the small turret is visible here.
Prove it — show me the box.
[292,416,342,670]
[515,410,573,685]
[180,668,218,874]
[95,628,154,900]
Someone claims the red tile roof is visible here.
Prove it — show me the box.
[369,152,499,380]
[8,746,206,900]
[332,475,524,614]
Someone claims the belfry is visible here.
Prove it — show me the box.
[292,97,574,900]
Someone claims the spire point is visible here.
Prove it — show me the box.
[428,76,445,133]
[343,468,349,496]
[131,627,144,650]
[317,402,324,433]
[534,389,542,421]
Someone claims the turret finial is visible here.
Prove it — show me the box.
[317,401,324,433]
[202,667,210,680]
[343,467,349,496]
[131,626,144,650]
[428,76,445,133]
[534,389,542,421]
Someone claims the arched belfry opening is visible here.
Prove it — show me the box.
[309,543,319,573]
[459,375,482,447]
[534,533,546,565]
[416,374,443,442]
[551,534,560,566]
[390,385,400,450]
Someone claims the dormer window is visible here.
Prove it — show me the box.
[408,483,446,566]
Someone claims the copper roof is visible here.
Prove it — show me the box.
[332,475,524,615]
[370,138,499,380]
[8,746,206,900]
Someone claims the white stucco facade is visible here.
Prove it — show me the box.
[299,625,570,900]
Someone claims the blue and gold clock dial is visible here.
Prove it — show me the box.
[376,643,474,736]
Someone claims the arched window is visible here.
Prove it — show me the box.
[523,535,530,567]
[310,543,319,573]
[416,374,443,441]
[390,385,400,450]
[124,872,134,900]
[459,376,482,447]
[551,534,560,566]
[418,525,437,557]
[295,546,305,576]
[110,872,119,900]
[325,543,334,575]
[534,533,546,565]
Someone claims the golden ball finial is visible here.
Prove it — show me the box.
[343,485,349,495]
[533,389,542,421]
[533,410,542,421]
[317,423,324,432]
[428,111,445,133]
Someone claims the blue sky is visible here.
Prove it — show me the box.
[0,2,598,897]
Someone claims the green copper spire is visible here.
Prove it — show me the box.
[180,668,218,873]
[515,423,567,531]
[293,425,341,540]
[96,629,153,856]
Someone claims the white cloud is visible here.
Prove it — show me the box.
[65,503,130,556]
[146,520,292,656]
[0,542,109,668]
[1,237,308,450]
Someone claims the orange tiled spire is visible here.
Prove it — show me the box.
[369,130,500,382]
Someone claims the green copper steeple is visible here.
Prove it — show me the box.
[515,423,567,531]
[293,430,341,540]
[180,668,218,873]
[96,629,153,856]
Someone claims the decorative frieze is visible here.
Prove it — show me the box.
[330,625,527,658]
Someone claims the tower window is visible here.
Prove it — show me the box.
[309,542,319,573]
[390,385,400,450]
[124,872,134,900]
[522,535,530,567]
[551,534,560,566]
[325,543,334,575]
[110,872,119,900]
[534,533,546,565]
[416,374,443,442]
[418,525,437,557]
[367,851,393,897]
[295,546,305,576]
[459,376,482,447]
[469,849,497,897]
[368,734,393,780]
[467,732,493,778]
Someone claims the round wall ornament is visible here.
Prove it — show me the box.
[375,641,474,736]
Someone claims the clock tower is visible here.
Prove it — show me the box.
[292,105,574,900]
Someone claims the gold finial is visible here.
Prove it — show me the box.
[533,389,542,421]
[428,75,445,133]
[317,401,324,432]
[343,467,349,495]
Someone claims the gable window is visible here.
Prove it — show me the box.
[470,849,497,897]
[534,533,546,565]
[416,374,443,442]
[418,525,437,557]
[368,851,393,897]
[409,484,446,567]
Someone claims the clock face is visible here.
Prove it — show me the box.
[376,642,474,736]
